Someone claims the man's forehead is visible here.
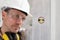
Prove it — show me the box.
[7,9,26,17]
[9,9,23,14]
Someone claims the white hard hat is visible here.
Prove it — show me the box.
[0,0,32,16]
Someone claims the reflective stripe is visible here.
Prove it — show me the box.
[16,34,20,40]
[2,34,9,40]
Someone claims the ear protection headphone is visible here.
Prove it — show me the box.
[2,32,21,40]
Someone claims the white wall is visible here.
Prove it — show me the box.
[56,0,60,40]
[29,0,51,40]
[51,0,56,40]
[51,0,60,40]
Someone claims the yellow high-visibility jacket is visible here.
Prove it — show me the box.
[0,28,22,40]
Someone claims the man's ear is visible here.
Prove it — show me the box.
[2,11,7,19]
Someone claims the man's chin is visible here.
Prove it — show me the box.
[11,30,19,33]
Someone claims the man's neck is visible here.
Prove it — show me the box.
[1,24,9,34]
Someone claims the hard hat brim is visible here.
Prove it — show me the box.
[1,6,32,16]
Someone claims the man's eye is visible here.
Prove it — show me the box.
[16,15,19,18]
[22,18,25,21]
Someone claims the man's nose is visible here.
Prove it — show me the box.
[16,19,23,25]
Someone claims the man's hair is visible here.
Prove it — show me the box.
[1,7,28,16]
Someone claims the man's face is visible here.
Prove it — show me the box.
[2,9,26,33]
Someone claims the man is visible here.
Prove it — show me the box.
[0,0,31,40]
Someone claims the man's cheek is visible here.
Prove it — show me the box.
[8,19,14,25]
